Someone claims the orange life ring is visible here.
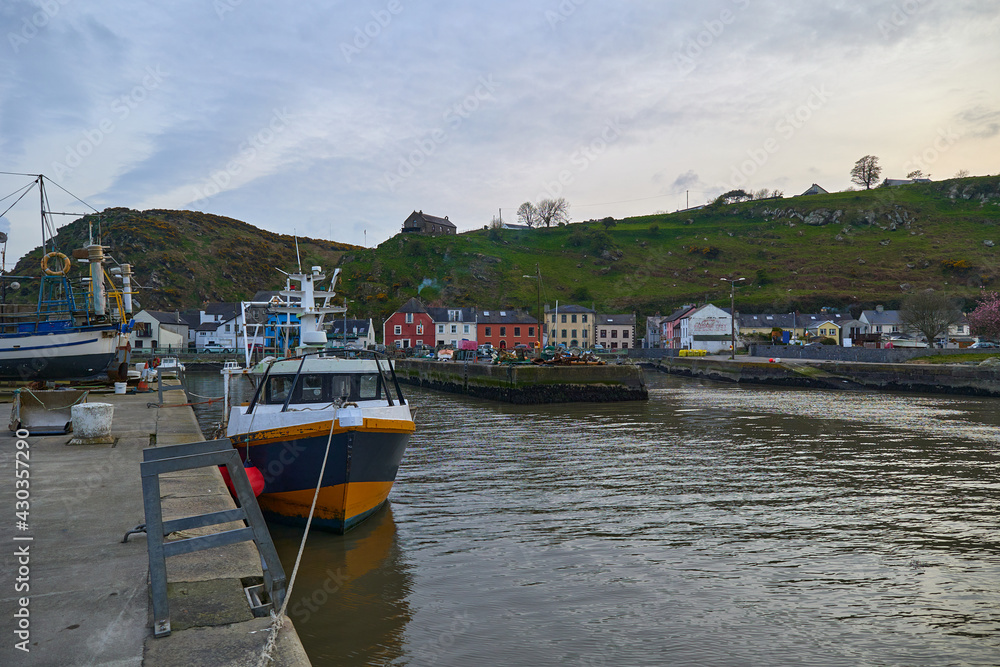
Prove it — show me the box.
[41,251,71,276]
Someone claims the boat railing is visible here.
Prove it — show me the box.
[242,348,407,415]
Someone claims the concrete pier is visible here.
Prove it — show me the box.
[0,387,310,666]
[394,359,648,403]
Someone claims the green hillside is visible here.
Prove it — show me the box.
[9,208,357,310]
[338,176,1000,331]
[8,176,1000,339]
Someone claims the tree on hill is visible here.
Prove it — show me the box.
[954,169,970,178]
[967,290,1000,340]
[907,169,929,179]
[537,198,570,227]
[517,202,540,228]
[900,289,962,347]
[850,155,882,190]
[601,217,616,230]
[712,189,752,205]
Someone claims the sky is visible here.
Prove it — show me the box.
[1,0,998,266]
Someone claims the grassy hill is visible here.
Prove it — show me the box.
[8,176,1000,338]
[338,176,1000,333]
[9,208,357,310]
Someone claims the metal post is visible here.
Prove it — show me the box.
[720,277,744,360]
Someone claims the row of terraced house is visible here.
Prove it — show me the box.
[383,298,637,350]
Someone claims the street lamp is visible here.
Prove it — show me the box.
[720,277,745,359]
[522,264,542,350]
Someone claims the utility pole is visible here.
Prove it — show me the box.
[720,277,744,359]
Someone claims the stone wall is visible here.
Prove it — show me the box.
[393,359,648,404]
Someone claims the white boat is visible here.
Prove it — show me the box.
[224,265,414,533]
[0,174,135,381]
[156,357,185,377]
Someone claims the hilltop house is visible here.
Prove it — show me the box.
[544,304,595,348]
[800,183,828,196]
[596,313,636,349]
[477,309,537,349]
[402,210,457,236]
[383,298,434,349]
[426,306,478,348]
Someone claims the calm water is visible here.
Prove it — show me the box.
[188,371,1000,666]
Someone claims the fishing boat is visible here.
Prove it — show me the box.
[0,174,134,381]
[224,265,414,533]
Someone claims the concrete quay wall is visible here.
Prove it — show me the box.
[393,359,648,403]
[644,357,1000,397]
[0,388,310,666]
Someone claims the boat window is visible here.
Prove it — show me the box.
[358,374,381,400]
[267,376,291,403]
[298,374,325,402]
[330,375,352,401]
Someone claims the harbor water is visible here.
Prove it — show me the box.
[187,370,1000,666]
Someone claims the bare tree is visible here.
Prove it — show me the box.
[899,289,962,347]
[954,169,970,178]
[537,198,570,227]
[850,155,882,190]
[517,202,539,228]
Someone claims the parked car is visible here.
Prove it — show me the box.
[970,341,997,348]
[202,344,234,353]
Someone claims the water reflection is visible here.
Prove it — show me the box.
[187,371,1000,666]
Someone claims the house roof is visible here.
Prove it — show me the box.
[395,297,428,314]
[203,302,237,319]
[478,309,537,324]
[597,313,636,326]
[800,183,828,196]
[861,309,902,325]
[737,312,849,328]
[663,305,698,322]
[407,210,456,228]
[328,318,372,335]
[425,306,477,323]
[544,304,595,314]
[142,310,189,325]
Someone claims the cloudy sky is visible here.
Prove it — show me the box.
[1,0,998,264]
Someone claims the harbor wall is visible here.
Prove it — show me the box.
[393,359,648,403]
[643,357,1000,396]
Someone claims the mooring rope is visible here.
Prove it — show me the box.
[256,407,338,666]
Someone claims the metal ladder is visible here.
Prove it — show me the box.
[139,438,286,637]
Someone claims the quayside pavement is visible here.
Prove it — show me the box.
[0,387,310,666]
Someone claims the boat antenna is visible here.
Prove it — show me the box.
[294,232,301,272]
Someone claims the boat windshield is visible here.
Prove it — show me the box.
[264,373,383,405]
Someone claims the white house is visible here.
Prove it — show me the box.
[426,306,478,348]
[680,304,733,353]
[130,310,188,352]
[328,318,377,348]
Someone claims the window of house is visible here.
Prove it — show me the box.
[571,329,577,338]
[601,329,607,338]
[463,325,470,334]
[416,339,423,346]
[225,324,231,332]
[500,326,506,337]
[417,324,424,334]
[551,315,556,323]
[528,326,534,337]
[621,342,628,348]
[514,327,521,337]
[401,339,410,348]
[611,342,618,349]
[438,324,445,333]
[571,314,577,323]
[611,330,618,338]
[582,315,588,323]
[394,325,402,335]
[561,314,567,323]
[561,329,567,338]
[406,313,413,323]
[485,327,492,336]
[438,339,444,346]
[451,325,457,333]
[582,330,588,338]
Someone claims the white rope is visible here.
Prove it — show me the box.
[256,407,338,666]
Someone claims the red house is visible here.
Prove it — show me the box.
[477,309,538,349]
[383,298,434,349]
